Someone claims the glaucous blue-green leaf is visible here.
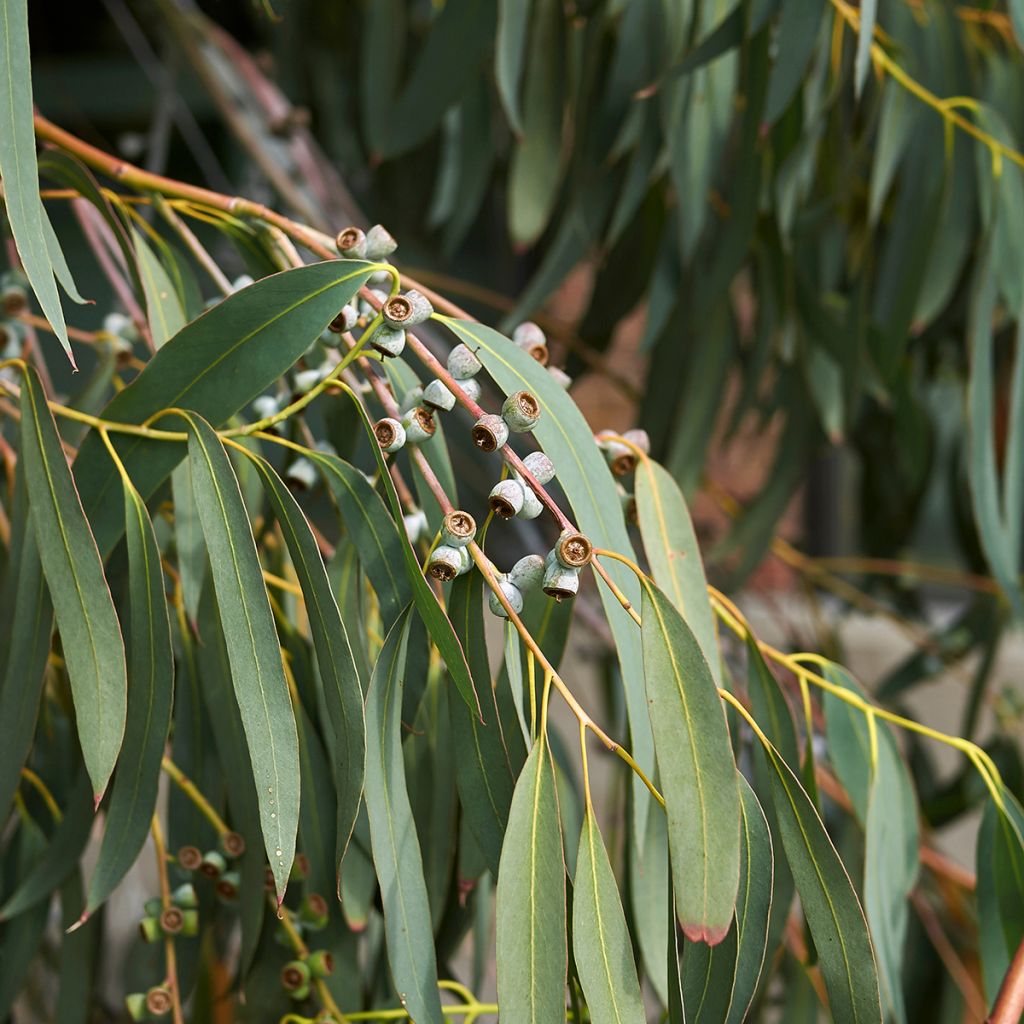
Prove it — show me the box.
[58,872,99,1023]
[496,737,567,1022]
[640,576,740,944]
[763,0,825,125]
[171,460,205,625]
[0,0,75,362]
[20,365,127,800]
[496,0,531,133]
[72,260,377,558]
[363,608,444,1024]
[131,227,186,348]
[573,806,646,1024]
[244,449,365,878]
[82,481,174,918]
[185,413,299,900]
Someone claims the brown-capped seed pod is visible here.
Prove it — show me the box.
[281,960,312,991]
[555,530,593,568]
[382,290,432,328]
[220,831,246,858]
[290,852,311,881]
[159,906,185,935]
[489,478,526,519]
[199,850,226,878]
[441,510,476,548]
[145,986,174,1017]
[327,305,358,334]
[308,949,335,978]
[374,417,406,454]
[216,872,240,901]
[472,414,509,452]
[460,376,482,403]
[300,892,329,930]
[517,484,543,520]
[335,226,367,258]
[513,321,546,348]
[427,545,472,582]
[177,845,203,871]
[502,390,541,432]
[401,406,437,445]
[364,224,397,260]
[542,555,581,601]
[1,285,28,317]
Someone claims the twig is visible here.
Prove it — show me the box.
[990,935,1024,1024]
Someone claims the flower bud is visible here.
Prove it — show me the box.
[286,457,318,491]
[521,451,556,485]
[299,893,329,930]
[440,510,476,548]
[369,324,406,358]
[508,554,545,591]
[308,949,335,978]
[555,530,593,568]
[281,959,312,992]
[427,544,473,582]
[502,391,541,432]
[622,427,650,454]
[489,478,525,519]
[382,290,432,329]
[374,417,406,453]
[171,883,198,909]
[422,378,456,412]
[364,224,397,260]
[543,554,581,601]
[472,414,509,452]
[335,226,367,258]
[401,406,437,445]
[198,850,227,879]
[327,304,358,335]
[177,845,203,871]
[446,343,482,380]
[488,577,524,618]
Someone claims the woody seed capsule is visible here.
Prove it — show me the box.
[403,509,429,544]
[401,406,437,445]
[512,321,549,364]
[335,226,367,258]
[508,554,545,591]
[177,846,203,871]
[145,987,174,1017]
[369,324,406,358]
[548,366,572,389]
[281,960,312,992]
[488,577,524,618]
[308,950,335,978]
[489,478,526,519]
[522,451,556,484]
[446,343,482,379]
[543,553,581,601]
[327,304,358,335]
[374,417,406,453]
[422,378,456,411]
[502,390,541,432]
[159,906,185,935]
[427,545,473,582]
[364,224,397,260]
[459,376,482,403]
[596,430,636,476]
[400,386,424,413]
[441,510,476,548]
[286,457,318,491]
[555,530,593,568]
[382,290,432,328]
[472,414,509,452]
[199,850,227,878]
[516,484,543,520]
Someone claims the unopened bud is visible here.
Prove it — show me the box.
[508,554,545,591]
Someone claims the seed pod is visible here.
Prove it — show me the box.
[543,554,581,601]
[502,390,541,432]
[441,510,476,548]
[368,324,406,358]
[199,850,227,879]
[400,386,424,413]
[171,883,198,909]
[422,378,456,411]
[459,376,482,403]
[286,457,318,491]
[374,417,406,453]
[281,959,312,992]
[177,845,203,871]
[382,290,432,328]
[401,406,437,445]
[522,451,556,485]
[548,366,572,389]
[144,897,163,918]
[181,909,200,937]
[300,892,329,930]
[308,949,335,978]
[327,304,358,334]
[103,312,135,340]
[489,478,526,519]
[159,906,185,934]
[215,871,240,902]
[472,414,509,452]
[427,544,472,582]
[517,484,543,520]
[622,427,651,454]
[0,282,28,317]
[403,509,429,545]
[596,430,636,476]
[125,993,148,1021]
[447,343,482,380]
[294,365,325,392]
[252,394,280,421]
[335,226,367,258]
[364,224,397,260]
[512,321,548,364]
[139,915,162,943]
[508,554,545,591]
[488,577,524,618]
[555,530,593,568]
[369,263,394,287]
[231,274,255,293]
[145,987,174,1017]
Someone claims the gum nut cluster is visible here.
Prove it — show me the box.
[427,511,478,582]
[487,554,546,618]
[361,289,433,360]
[489,451,555,520]
[512,320,573,389]
[595,427,651,476]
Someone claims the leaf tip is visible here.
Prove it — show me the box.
[67,911,90,933]
[681,920,731,946]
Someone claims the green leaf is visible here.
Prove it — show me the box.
[364,607,444,1024]
[640,577,740,943]
[992,793,1024,960]
[496,736,567,1022]
[759,738,882,1024]
[573,806,646,1024]
[185,413,299,900]
[0,0,74,362]
[171,461,205,625]
[496,0,532,134]
[763,0,825,125]
[72,260,377,559]
[0,819,49,1016]
[854,0,876,97]
[448,572,518,877]
[245,450,365,881]
[57,873,99,1023]
[20,365,127,799]
[82,481,174,918]
[634,454,720,685]
[132,227,186,348]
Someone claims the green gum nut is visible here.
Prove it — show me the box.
[522,451,555,484]
[293,365,325,392]
[489,478,525,519]
[401,406,437,445]
[251,394,280,421]
[446,343,482,380]
[542,555,580,601]
[145,987,174,1018]
[400,385,424,413]
[215,871,241,902]
[139,915,162,943]
[364,224,397,260]
[374,417,406,453]
[516,483,543,520]
[125,993,149,1021]
[335,226,367,258]
[422,378,456,411]
[0,280,28,317]
[219,831,246,858]
[281,959,312,992]
[508,554,545,592]
[358,287,388,319]
[144,897,163,918]
[299,893,330,930]
[181,909,200,937]
[488,577,524,618]
[427,544,473,583]
[325,304,358,341]
[290,852,311,881]
[308,949,335,978]
[459,376,482,403]
[512,321,548,364]
[440,510,476,548]
[502,390,541,432]
[403,508,429,545]
[199,850,227,879]
[382,290,433,328]
[159,906,185,935]
[369,324,406,358]
[472,414,509,453]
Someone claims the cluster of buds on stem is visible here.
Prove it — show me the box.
[427,511,478,582]
[280,944,334,1001]
[541,530,593,601]
[335,224,397,262]
[487,554,546,618]
[489,452,555,520]
[125,986,175,1021]
[171,830,245,908]
[138,882,200,944]
[595,428,651,477]
[512,321,572,389]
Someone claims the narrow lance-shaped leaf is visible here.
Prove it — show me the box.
[184,413,299,900]
[363,607,444,1024]
[573,805,646,1024]
[20,365,127,799]
[131,227,186,348]
[244,449,366,884]
[82,481,174,918]
[0,0,76,362]
[496,0,532,133]
[640,576,741,944]
[496,736,568,1023]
